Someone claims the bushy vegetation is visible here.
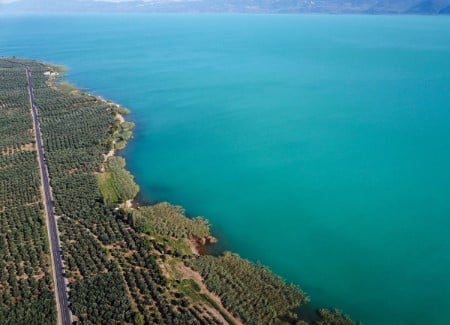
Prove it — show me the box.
[112,105,131,116]
[97,156,139,204]
[133,202,211,240]
[187,252,308,324]
[55,81,78,94]
[113,119,135,150]
[316,309,354,325]
[0,59,56,324]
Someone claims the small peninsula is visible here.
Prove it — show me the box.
[0,58,353,324]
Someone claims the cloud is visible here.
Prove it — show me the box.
[0,0,20,3]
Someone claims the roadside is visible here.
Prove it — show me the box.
[26,67,72,325]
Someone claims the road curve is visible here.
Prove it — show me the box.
[26,67,72,325]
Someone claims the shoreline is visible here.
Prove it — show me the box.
[59,66,224,256]
[43,59,352,324]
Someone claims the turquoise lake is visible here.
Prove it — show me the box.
[1,14,450,324]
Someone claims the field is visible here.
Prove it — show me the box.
[0,59,56,324]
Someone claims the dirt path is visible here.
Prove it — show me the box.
[177,262,243,325]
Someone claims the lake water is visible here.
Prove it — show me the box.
[1,14,450,324]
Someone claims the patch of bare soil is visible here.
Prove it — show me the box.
[1,142,35,156]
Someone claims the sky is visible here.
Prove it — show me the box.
[0,0,137,3]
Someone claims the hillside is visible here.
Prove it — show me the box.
[2,0,450,14]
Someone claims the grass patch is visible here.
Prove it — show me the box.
[176,279,202,301]
[167,238,192,256]
[173,276,237,325]
[57,81,78,94]
[97,172,119,203]
[97,157,139,204]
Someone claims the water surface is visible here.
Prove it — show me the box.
[1,14,450,324]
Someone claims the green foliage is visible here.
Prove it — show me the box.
[133,202,211,239]
[55,81,78,94]
[0,151,40,210]
[0,64,34,148]
[178,279,201,295]
[120,121,135,131]
[0,290,56,325]
[187,252,309,324]
[0,58,56,323]
[97,156,139,204]
[316,308,354,325]
[69,266,135,324]
[113,106,130,116]
[96,170,118,203]
[114,121,134,143]
[119,130,133,141]
[134,312,145,325]
[114,140,127,150]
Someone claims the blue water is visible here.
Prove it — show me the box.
[1,14,450,324]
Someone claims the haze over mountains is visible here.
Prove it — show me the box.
[2,0,450,14]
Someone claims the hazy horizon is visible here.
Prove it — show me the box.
[1,0,450,14]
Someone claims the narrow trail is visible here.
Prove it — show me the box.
[26,67,72,325]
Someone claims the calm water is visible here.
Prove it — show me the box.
[1,14,450,324]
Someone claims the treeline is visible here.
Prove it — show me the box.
[0,59,56,324]
[133,202,211,240]
[316,309,354,325]
[187,252,308,324]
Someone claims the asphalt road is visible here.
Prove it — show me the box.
[26,67,72,325]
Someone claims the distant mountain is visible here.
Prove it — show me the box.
[406,0,450,13]
[440,4,450,12]
[2,0,450,14]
